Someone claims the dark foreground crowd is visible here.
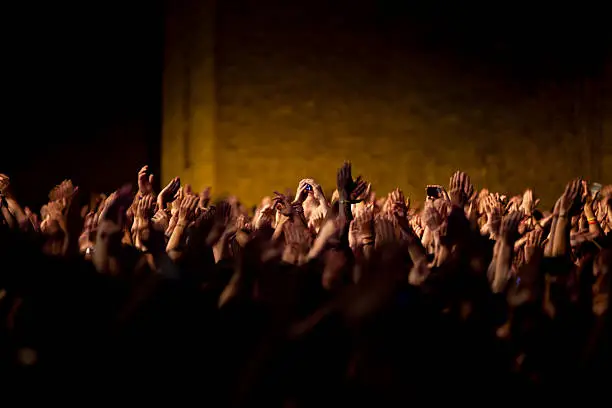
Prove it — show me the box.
[0,164,609,405]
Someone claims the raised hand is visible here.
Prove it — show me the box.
[273,191,290,214]
[204,200,237,260]
[476,188,490,212]
[483,194,503,236]
[178,195,199,224]
[48,179,77,204]
[351,177,369,202]
[336,161,367,202]
[351,204,375,246]
[136,194,155,221]
[235,214,251,232]
[449,171,474,208]
[307,208,327,233]
[205,201,233,246]
[499,210,523,243]
[48,182,61,202]
[0,174,10,194]
[422,200,445,232]
[282,222,312,265]
[23,206,40,232]
[505,195,523,214]
[597,185,612,231]
[217,200,233,224]
[273,191,301,218]
[94,185,133,273]
[524,229,544,264]
[381,195,393,219]
[519,189,539,217]
[409,213,424,238]
[164,194,200,257]
[427,184,449,202]
[253,197,275,230]
[388,188,408,219]
[132,194,155,250]
[294,178,329,222]
[137,165,154,196]
[100,185,134,226]
[59,179,77,200]
[195,205,215,227]
[558,178,583,217]
[336,162,353,198]
[294,178,315,204]
[374,215,396,249]
[157,177,180,210]
[42,180,80,237]
[39,203,59,235]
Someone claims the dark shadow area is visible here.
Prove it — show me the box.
[2,0,163,208]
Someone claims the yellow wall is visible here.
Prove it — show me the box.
[163,1,611,209]
[162,0,216,194]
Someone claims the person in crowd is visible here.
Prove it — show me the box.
[0,164,609,406]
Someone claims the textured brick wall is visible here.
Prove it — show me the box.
[164,1,610,208]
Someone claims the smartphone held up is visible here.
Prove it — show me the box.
[426,186,442,200]
[591,182,602,199]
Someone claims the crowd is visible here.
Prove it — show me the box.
[0,163,609,405]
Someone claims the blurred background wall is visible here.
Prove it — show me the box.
[4,1,609,209]
[163,0,612,208]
